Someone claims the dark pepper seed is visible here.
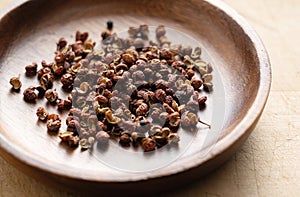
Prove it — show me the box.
[57,99,72,111]
[119,132,132,147]
[23,86,37,102]
[25,62,38,76]
[57,37,67,50]
[198,96,207,105]
[107,21,113,30]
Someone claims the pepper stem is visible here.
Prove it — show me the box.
[198,118,211,128]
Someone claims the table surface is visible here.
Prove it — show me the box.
[0,0,299,196]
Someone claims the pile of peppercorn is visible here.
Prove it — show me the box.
[9,21,213,152]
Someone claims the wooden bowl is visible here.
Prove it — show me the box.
[0,0,271,195]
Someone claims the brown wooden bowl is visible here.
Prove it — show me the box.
[0,0,271,196]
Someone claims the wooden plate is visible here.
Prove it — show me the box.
[0,0,271,195]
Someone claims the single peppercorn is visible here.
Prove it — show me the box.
[191,78,203,90]
[35,86,46,98]
[131,132,145,144]
[141,138,156,152]
[25,62,38,76]
[119,132,131,147]
[152,135,168,148]
[46,114,61,132]
[59,131,74,142]
[45,89,59,103]
[181,46,193,56]
[168,112,181,129]
[198,96,207,105]
[9,77,22,90]
[107,21,113,30]
[61,73,74,89]
[40,73,54,89]
[52,64,64,76]
[57,37,68,50]
[37,67,52,79]
[57,99,72,111]
[181,112,202,129]
[155,89,166,103]
[136,102,149,116]
[203,82,213,92]
[68,135,80,147]
[186,69,195,80]
[139,24,149,39]
[133,38,144,49]
[36,107,48,121]
[167,133,180,144]
[23,86,37,102]
[95,131,110,144]
[75,31,89,43]
[155,25,166,39]
[80,138,90,150]
[185,100,199,113]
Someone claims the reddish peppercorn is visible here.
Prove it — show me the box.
[47,114,61,132]
[25,62,38,76]
[142,138,156,152]
[61,73,74,89]
[23,86,37,102]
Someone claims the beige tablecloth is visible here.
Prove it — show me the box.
[1,0,299,196]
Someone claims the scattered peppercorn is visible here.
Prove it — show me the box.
[198,96,207,105]
[46,114,61,132]
[59,131,74,142]
[68,135,80,147]
[36,107,48,121]
[57,37,68,50]
[9,77,22,90]
[45,89,59,103]
[37,67,52,79]
[25,62,38,76]
[40,73,54,89]
[119,132,131,147]
[95,130,110,144]
[57,99,72,111]
[23,86,37,102]
[61,73,74,89]
[191,78,203,90]
[141,137,156,152]
[167,133,180,144]
[106,21,113,31]
[9,22,214,153]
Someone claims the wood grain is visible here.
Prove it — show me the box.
[0,0,276,196]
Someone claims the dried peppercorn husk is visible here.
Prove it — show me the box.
[9,77,22,90]
[36,107,48,121]
[23,86,37,102]
[46,114,61,132]
[25,62,38,76]
[141,138,156,152]
[45,89,58,103]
